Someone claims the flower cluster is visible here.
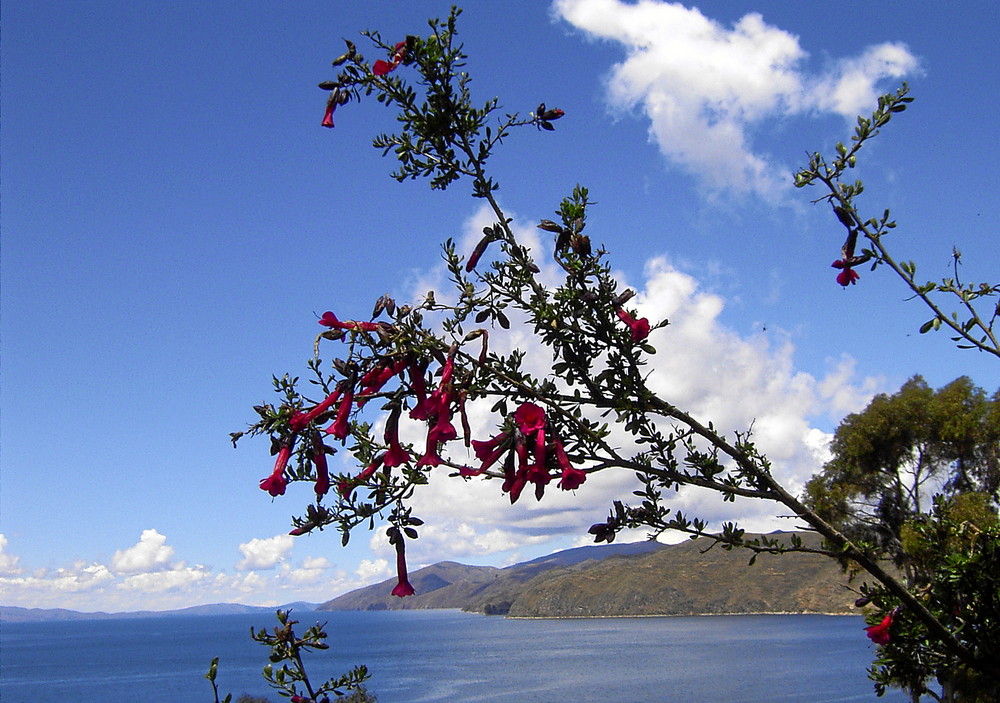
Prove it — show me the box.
[463,402,587,504]
[254,307,597,597]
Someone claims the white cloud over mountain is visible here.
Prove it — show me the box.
[553,0,918,199]
[111,529,175,573]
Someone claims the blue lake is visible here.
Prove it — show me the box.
[1,610,907,702]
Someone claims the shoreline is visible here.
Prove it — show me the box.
[502,610,855,620]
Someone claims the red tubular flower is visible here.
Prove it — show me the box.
[391,538,415,597]
[832,260,861,286]
[310,433,331,498]
[552,437,587,490]
[325,387,354,440]
[558,466,588,491]
[428,409,458,445]
[615,307,651,342]
[514,403,546,435]
[289,387,343,432]
[503,441,531,504]
[318,311,379,332]
[260,441,294,497]
[357,359,405,407]
[415,431,444,468]
[463,432,511,476]
[383,406,410,469]
[865,612,895,645]
[322,95,337,128]
[338,455,383,500]
[373,40,408,77]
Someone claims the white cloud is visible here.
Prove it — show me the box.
[355,558,391,583]
[554,0,918,200]
[111,529,175,573]
[286,556,334,585]
[384,211,882,561]
[0,534,23,575]
[236,534,295,571]
[118,565,211,593]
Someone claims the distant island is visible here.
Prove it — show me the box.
[4,532,876,623]
[0,601,319,623]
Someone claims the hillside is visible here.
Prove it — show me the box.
[318,532,867,616]
[318,540,663,612]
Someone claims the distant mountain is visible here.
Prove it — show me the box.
[0,601,320,623]
[319,539,665,613]
[319,532,872,617]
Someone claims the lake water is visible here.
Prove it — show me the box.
[1,610,907,702]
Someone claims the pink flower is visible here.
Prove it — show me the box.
[322,96,337,128]
[383,406,410,469]
[259,472,288,497]
[833,260,861,286]
[391,539,415,597]
[865,612,895,645]
[325,387,354,440]
[552,438,587,490]
[415,431,444,468]
[310,433,331,498]
[357,359,406,407]
[373,40,408,77]
[318,311,379,332]
[407,362,430,419]
[338,455,383,500]
[503,441,531,504]
[289,387,343,432]
[260,442,294,497]
[616,307,651,342]
[514,403,546,435]
[558,466,587,491]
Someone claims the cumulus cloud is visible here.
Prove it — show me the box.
[236,534,295,571]
[286,556,334,585]
[118,565,211,593]
[0,534,23,575]
[385,207,881,562]
[553,0,918,199]
[355,558,391,583]
[111,529,175,573]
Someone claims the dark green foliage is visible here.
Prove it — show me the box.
[805,376,1000,572]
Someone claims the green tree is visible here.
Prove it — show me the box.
[805,376,1000,579]
[805,378,1000,700]
[234,9,999,702]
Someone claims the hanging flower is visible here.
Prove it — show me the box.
[553,437,587,490]
[616,307,651,342]
[260,441,294,497]
[833,260,861,286]
[865,611,896,645]
[322,95,337,128]
[373,40,408,76]
[325,386,355,440]
[514,402,546,435]
[338,455,383,500]
[383,405,410,469]
[289,387,343,432]
[391,537,415,597]
[310,432,331,498]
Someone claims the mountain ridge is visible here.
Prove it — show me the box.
[319,531,870,617]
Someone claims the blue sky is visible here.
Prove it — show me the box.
[2,1,997,611]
